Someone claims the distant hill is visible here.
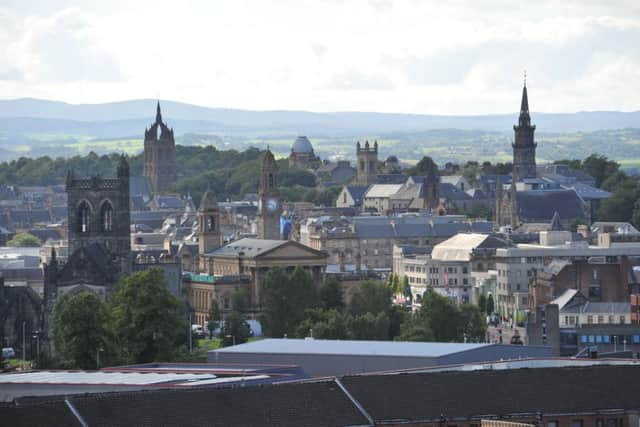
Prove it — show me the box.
[0,98,639,169]
[0,98,638,135]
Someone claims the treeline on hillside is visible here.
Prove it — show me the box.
[553,155,640,227]
[0,146,340,206]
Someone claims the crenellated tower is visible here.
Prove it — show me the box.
[355,140,378,185]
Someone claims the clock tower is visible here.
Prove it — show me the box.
[258,148,282,240]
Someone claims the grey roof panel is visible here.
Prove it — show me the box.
[213,338,490,357]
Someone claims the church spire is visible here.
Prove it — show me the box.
[155,100,162,124]
[518,77,530,127]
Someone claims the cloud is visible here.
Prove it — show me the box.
[1,8,123,83]
[322,69,394,91]
[311,43,328,62]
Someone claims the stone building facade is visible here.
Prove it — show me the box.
[143,102,177,193]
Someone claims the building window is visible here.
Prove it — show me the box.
[77,201,91,233]
[462,267,468,274]
[609,315,615,324]
[598,315,604,324]
[587,315,593,324]
[571,420,583,427]
[100,202,113,232]
[620,315,626,324]
[547,421,558,427]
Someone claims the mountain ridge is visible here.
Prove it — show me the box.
[0,98,638,134]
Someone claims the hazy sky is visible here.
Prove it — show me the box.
[1,0,639,114]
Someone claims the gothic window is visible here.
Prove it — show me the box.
[268,173,274,188]
[369,161,375,172]
[101,202,114,232]
[360,160,365,171]
[207,215,215,231]
[77,201,91,233]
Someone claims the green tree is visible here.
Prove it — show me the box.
[406,156,439,177]
[221,310,249,346]
[420,290,460,342]
[295,308,349,340]
[260,268,319,337]
[486,294,495,315]
[458,304,486,342]
[349,281,391,316]
[207,299,221,339]
[477,294,487,314]
[319,276,344,311]
[399,312,434,342]
[110,268,183,363]
[598,179,640,222]
[348,312,390,340]
[582,154,620,188]
[7,232,42,247]
[51,291,111,369]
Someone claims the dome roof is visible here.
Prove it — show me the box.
[386,155,399,163]
[292,136,314,153]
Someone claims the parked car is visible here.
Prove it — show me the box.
[2,347,16,359]
[191,324,205,338]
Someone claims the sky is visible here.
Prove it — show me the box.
[0,0,639,115]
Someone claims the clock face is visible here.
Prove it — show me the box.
[266,198,279,212]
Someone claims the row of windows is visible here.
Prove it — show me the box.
[498,269,533,277]
[580,334,640,344]
[583,315,626,325]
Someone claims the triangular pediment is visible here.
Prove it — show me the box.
[258,241,327,260]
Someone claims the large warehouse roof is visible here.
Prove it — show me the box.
[214,338,489,357]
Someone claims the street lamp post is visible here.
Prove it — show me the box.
[97,347,104,370]
[21,321,26,371]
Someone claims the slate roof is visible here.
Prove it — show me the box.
[375,174,407,184]
[516,189,586,222]
[352,216,493,239]
[345,185,369,206]
[154,195,186,210]
[439,183,471,201]
[565,182,612,200]
[129,176,153,199]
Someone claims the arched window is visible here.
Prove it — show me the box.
[101,202,113,232]
[268,173,274,188]
[207,215,215,231]
[77,201,90,233]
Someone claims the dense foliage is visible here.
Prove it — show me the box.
[6,232,42,247]
[259,269,486,343]
[0,146,341,206]
[51,291,111,369]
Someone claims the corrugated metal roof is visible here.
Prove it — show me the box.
[365,184,403,198]
[0,371,217,385]
[213,338,489,357]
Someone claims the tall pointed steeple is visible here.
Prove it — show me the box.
[518,78,531,127]
[512,74,537,182]
[155,100,162,124]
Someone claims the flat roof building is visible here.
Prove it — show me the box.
[208,338,552,376]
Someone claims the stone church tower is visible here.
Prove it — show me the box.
[66,155,132,274]
[512,82,537,182]
[144,101,177,193]
[257,148,282,240]
[355,140,378,185]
